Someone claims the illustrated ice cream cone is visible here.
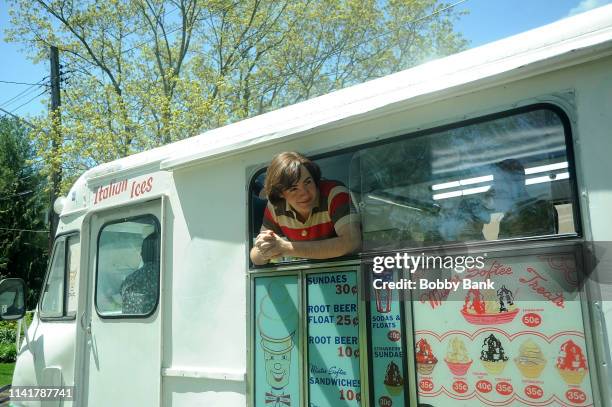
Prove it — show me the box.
[416,338,438,375]
[480,334,508,375]
[444,337,473,376]
[384,361,404,396]
[258,281,298,391]
[514,339,546,379]
[556,340,588,385]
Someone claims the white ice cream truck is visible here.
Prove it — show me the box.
[1,6,612,407]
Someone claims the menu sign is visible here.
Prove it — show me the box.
[307,271,361,406]
[254,276,300,407]
[412,252,595,406]
[370,270,406,407]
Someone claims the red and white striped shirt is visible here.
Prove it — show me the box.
[262,180,358,241]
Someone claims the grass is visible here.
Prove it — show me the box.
[0,363,15,387]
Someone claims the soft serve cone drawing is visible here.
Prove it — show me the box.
[258,281,298,393]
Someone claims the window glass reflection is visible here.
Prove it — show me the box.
[350,109,573,250]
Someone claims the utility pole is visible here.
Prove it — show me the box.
[48,46,62,252]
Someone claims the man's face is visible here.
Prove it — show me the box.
[281,167,318,217]
[264,349,292,389]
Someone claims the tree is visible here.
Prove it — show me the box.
[5,0,467,191]
[0,117,48,308]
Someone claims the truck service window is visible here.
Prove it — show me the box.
[249,105,586,407]
[96,216,160,317]
[249,106,578,263]
[249,151,356,265]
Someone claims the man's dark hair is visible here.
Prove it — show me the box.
[264,152,321,206]
[495,159,525,180]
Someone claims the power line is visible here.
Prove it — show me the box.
[10,89,49,113]
[0,79,50,86]
[0,107,35,126]
[0,80,48,109]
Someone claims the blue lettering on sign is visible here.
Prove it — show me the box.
[334,336,358,344]
[310,364,347,378]
[372,322,396,328]
[307,274,348,285]
[373,346,404,358]
[307,272,360,403]
[307,315,335,324]
[308,377,361,387]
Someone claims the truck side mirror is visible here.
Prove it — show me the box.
[0,278,26,321]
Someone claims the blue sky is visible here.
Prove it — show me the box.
[1,0,611,119]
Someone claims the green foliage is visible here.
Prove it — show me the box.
[0,343,17,363]
[0,321,17,345]
[0,117,48,308]
[6,0,468,191]
[24,310,33,326]
[0,320,18,363]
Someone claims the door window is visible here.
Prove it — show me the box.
[39,234,80,319]
[96,216,160,317]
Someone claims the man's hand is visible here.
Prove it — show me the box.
[251,230,289,264]
[250,222,361,265]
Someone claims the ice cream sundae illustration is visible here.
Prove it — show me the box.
[480,334,509,375]
[258,281,298,406]
[444,337,473,376]
[384,361,404,396]
[415,338,438,375]
[514,339,547,378]
[461,287,519,325]
[556,340,588,385]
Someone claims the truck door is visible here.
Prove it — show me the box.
[80,200,162,406]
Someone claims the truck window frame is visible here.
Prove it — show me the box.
[247,102,582,271]
[94,214,161,319]
[246,102,584,406]
[38,231,80,322]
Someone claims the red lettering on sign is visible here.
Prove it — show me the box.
[525,385,544,399]
[465,260,513,279]
[566,389,587,403]
[476,380,492,393]
[453,380,468,394]
[519,267,564,308]
[387,330,401,342]
[496,382,513,396]
[130,176,154,198]
[94,179,128,205]
[522,313,542,327]
[419,379,434,392]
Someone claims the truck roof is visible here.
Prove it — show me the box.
[77,5,612,187]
